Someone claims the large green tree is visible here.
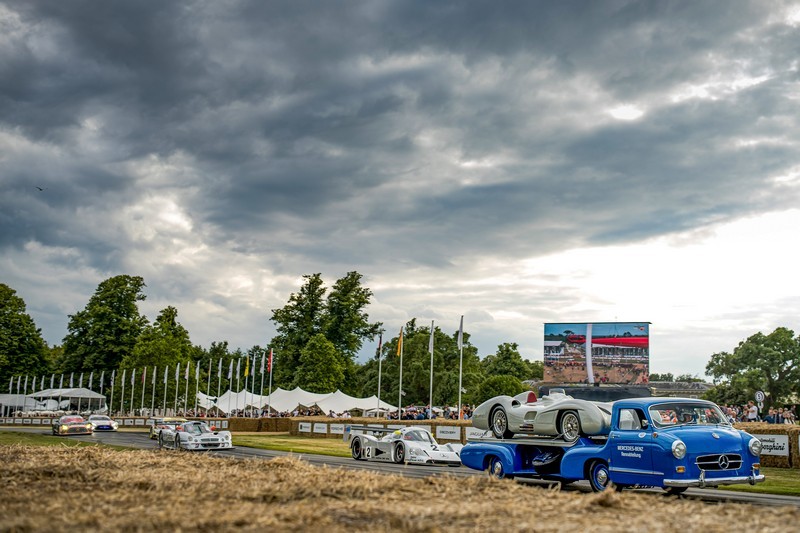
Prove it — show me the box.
[481,342,536,381]
[269,272,381,390]
[0,284,50,391]
[61,275,148,372]
[117,306,198,413]
[705,327,800,408]
[295,334,344,393]
[270,274,327,387]
[475,374,526,404]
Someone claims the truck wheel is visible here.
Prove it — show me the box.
[488,457,513,480]
[394,442,405,464]
[559,410,581,442]
[351,438,363,460]
[588,460,611,492]
[490,407,514,440]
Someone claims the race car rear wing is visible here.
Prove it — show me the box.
[343,425,396,442]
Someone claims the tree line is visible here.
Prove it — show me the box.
[0,275,542,408]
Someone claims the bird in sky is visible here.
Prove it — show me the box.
[35,186,46,191]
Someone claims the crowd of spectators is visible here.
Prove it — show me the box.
[719,402,797,424]
[385,404,475,420]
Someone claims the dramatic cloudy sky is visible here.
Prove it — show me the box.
[2,1,799,378]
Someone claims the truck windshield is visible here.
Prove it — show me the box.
[648,402,730,428]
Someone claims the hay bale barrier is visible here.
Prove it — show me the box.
[1,445,798,532]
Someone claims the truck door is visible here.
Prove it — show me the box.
[608,408,655,486]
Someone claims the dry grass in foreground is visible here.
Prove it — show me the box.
[0,445,797,532]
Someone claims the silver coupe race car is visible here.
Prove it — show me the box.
[472,389,612,442]
[349,426,462,466]
[157,421,234,451]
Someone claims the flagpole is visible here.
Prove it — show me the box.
[76,373,82,414]
[428,320,434,420]
[458,315,464,420]
[194,363,200,414]
[140,366,146,414]
[217,359,223,413]
[108,372,114,417]
[259,351,266,417]
[130,369,136,417]
[174,363,180,416]
[204,359,211,413]
[266,349,273,416]
[376,334,383,416]
[398,327,404,420]
[121,370,126,417]
[151,366,157,416]
[162,366,168,416]
[236,359,241,416]
[183,361,189,416]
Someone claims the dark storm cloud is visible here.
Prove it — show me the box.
[1,1,798,277]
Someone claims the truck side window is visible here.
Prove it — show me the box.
[618,409,642,431]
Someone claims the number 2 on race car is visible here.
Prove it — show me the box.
[365,446,372,459]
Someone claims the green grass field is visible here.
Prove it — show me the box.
[717,467,800,497]
[233,434,351,457]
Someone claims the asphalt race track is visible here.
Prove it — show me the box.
[3,427,799,508]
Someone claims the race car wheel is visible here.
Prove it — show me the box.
[664,487,688,495]
[175,436,182,451]
[393,442,405,464]
[488,457,513,480]
[559,410,581,442]
[351,438,363,460]
[490,407,514,440]
[157,432,164,449]
[588,460,611,492]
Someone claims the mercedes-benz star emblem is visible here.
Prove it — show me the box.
[712,432,720,439]
[718,455,730,469]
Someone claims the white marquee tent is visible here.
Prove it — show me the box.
[207,386,395,415]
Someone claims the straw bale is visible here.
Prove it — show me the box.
[1,445,798,532]
[735,423,798,468]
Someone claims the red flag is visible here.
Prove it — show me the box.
[267,349,273,373]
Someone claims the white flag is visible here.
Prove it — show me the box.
[31,376,37,391]
[121,369,126,385]
[131,368,136,386]
[458,315,464,350]
[69,372,74,387]
[260,352,265,374]
[59,374,64,388]
[100,370,105,393]
[175,363,180,381]
[88,371,94,390]
[50,373,55,388]
[429,321,435,354]
[8,377,12,393]
[218,358,222,376]
[185,362,190,380]
[152,366,157,385]
[163,366,168,384]
[195,363,200,381]
[236,358,241,380]
[227,360,233,379]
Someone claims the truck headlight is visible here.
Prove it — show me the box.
[748,437,762,456]
[672,440,687,459]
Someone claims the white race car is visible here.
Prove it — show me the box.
[157,421,233,451]
[348,426,462,466]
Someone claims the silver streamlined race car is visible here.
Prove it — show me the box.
[472,389,612,442]
[157,421,234,451]
[348,426,462,466]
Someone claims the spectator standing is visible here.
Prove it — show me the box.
[746,401,758,422]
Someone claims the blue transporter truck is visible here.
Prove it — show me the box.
[460,395,764,493]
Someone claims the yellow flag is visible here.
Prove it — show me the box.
[244,356,249,377]
[396,327,403,356]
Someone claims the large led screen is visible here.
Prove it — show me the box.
[543,322,650,385]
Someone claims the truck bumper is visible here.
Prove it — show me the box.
[663,469,765,488]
